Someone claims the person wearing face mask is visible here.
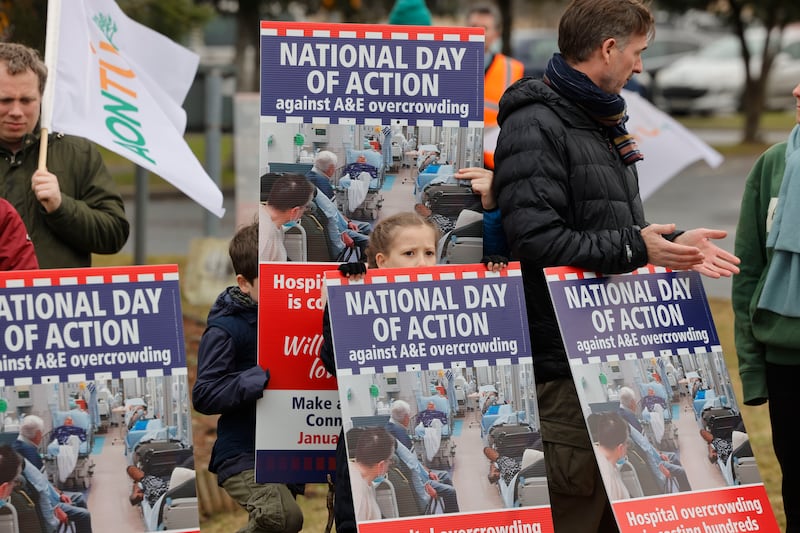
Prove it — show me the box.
[259,173,315,262]
[592,412,631,502]
[466,3,523,171]
[347,427,396,521]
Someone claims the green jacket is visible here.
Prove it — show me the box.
[0,132,129,269]
[732,141,800,405]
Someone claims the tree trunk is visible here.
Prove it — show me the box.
[741,75,766,144]
[497,0,512,56]
[235,0,260,92]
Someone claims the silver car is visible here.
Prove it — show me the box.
[654,26,800,115]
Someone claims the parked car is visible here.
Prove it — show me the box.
[510,27,706,100]
[654,26,800,115]
[642,28,710,76]
[510,28,559,79]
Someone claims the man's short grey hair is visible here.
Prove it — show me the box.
[390,399,411,422]
[314,150,338,170]
[618,386,637,408]
[19,415,45,440]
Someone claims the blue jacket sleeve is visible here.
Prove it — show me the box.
[192,326,268,415]
[481,208,510,257]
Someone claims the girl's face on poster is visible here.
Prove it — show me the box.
[376,226,437,269]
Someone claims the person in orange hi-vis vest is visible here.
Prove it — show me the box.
[466,4,523,170]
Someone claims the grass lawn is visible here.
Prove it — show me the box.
[199,483,332,533]
[675,110,796,132]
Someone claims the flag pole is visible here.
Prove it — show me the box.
[39,0,62,171]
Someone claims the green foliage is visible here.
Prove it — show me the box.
[0,0,212,53]
[117,0,213,43]
[0,0,46,51]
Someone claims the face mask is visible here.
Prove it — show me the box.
[372,475,386,486]
[616,456,628,469]
[283,220,298,230]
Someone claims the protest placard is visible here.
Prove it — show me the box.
[0,265,198,533]
[325,263,553,532]
[545,265,779,532]
[256,20,488,484]
[255,262,340,483]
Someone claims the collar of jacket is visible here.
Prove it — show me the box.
[499,78,602,132]
[0,131,64,157]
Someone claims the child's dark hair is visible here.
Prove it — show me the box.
[365,211,440,268]
[229,222,258,282]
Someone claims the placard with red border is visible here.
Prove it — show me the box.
[0,265,185,385]
[255,262,340,484]
[326,262,553,532]
[545,265,779,532]
[260,21,485,127]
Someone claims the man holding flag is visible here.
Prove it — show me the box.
[0,43,129,268]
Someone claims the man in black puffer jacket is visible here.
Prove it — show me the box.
[492,1,740,531]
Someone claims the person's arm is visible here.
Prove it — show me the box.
[23,462,60,531]
[37,138,129,254]
[320,304,337,377]
[455,167,496,210]
[397,439,433,490]
[0,199,38,270]
[455,168,510,257]
[656,226,740,278]
[191,327,268,415]
[495,114,735,276]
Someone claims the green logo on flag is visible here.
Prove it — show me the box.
[91,12,156,166]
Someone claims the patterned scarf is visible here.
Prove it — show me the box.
[544,53,643,165]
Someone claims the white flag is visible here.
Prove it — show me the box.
[623,89,723,201]
[47,0,225,217]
